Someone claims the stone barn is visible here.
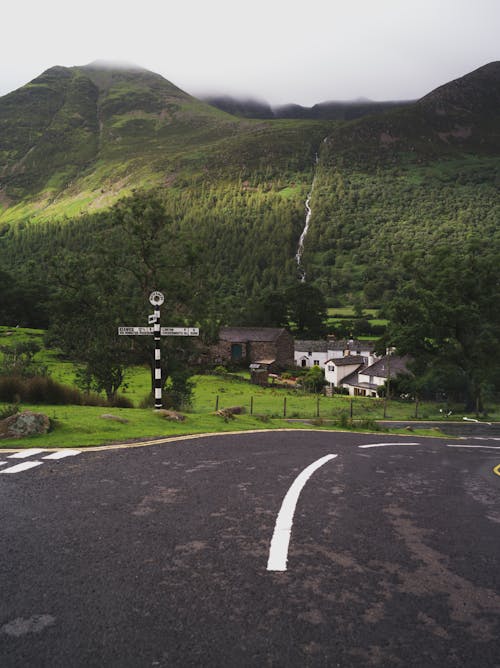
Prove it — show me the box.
[212,327,294,371]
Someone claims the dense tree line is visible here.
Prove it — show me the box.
[383,239,500,411]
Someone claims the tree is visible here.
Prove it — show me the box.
[302,365,325,393]
[47,192,204,402]
[0,341,47,377]
[385,242,500,412]
[285,282,327,339]
[242,289,289,327]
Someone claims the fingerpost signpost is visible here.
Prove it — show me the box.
[118,291,199,409]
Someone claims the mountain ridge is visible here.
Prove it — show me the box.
[1,60,499,312]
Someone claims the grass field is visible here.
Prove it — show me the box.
[326,307,389,329]
[1,326,496,449]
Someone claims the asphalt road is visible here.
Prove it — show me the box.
[1,431,499,667]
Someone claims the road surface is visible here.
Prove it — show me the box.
[1,430,499,667]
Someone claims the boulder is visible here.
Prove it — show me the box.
[0,411,50,440]
[156,409,186,422]
[100,414,129,424]
[223,406,245,415]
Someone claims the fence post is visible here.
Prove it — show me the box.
[283,397,287,418]
[215,395,219,412]
[250,396,253,415]
[350,399,353,419]
[415,396,419,419]
[316,396,320,418]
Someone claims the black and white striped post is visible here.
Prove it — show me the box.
[149,291,165,409]
[118,292,199,411]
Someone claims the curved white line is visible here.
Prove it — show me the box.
[267,454,337,572]
[359,442,420,449]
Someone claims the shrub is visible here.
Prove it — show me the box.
[24,376,81,405]
[338,413,352,429]
[0,376,24,402]
[0,403,20,420]
[0,375,107,406]
[109,394,134,408]
[358,419,381,431]
[139,393,154,409]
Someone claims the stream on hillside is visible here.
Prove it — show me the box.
[295,150,320,282]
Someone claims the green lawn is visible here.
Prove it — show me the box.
[1,372,491,449]
[1,327,496,449]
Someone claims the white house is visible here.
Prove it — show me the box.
[294,340,329,368]
[324,355,367,387]
[340,355,411,397]
[295,339,376,369]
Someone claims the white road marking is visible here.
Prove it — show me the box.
[446,444,500,450]
[8,448,46,459]
[42,450,81,460]
[471,437,500,441]
[1,461,43,474]
[267,454,337,572]
[358,442,420,449]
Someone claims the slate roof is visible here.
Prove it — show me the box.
[294,340,329,352]
[326,355,366,367]
[219,327,288,343]
[327,338,375,352]
[360,355,411,379]
[341,370,377,389]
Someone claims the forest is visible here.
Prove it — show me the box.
[1,62,500,410]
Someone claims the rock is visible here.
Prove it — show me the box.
[215,408,235,420]
[0,411,50,439]
[156,409,186,422]
[223,406,245,415]
[100,414,129,424]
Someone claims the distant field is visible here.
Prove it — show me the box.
[326,307,388,330]
[327,307,379,317]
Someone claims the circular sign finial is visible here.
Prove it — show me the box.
[149,291,165,306]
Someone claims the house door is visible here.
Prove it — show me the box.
[231,344,243,361]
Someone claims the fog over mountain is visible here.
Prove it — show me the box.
[1,0,499,105]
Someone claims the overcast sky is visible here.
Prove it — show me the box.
[1,0,498,106]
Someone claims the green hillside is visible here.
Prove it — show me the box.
[0,61,499,316]
[0,62,332,224]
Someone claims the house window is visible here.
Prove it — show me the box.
[328,365,334,371]
[313,360,319,366]
[301,359,307,367]
[308,351,312,357]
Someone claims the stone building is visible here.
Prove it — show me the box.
[212,327,294,370]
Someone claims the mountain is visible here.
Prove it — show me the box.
[201,94,412,120]
[0,61,499,316]
[0,62,236,220]
[320,62,500,165]
[302,62,500,301]
[200,95,274,119]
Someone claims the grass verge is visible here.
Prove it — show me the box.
[0,402,452,450]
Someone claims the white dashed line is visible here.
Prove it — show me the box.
[1,461,44,474]
[446,444,500,450]
[42,450,81,460]
[267,454,337,572]
[8,448,46,459]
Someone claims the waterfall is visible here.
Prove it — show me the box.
[296,152,319,282]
